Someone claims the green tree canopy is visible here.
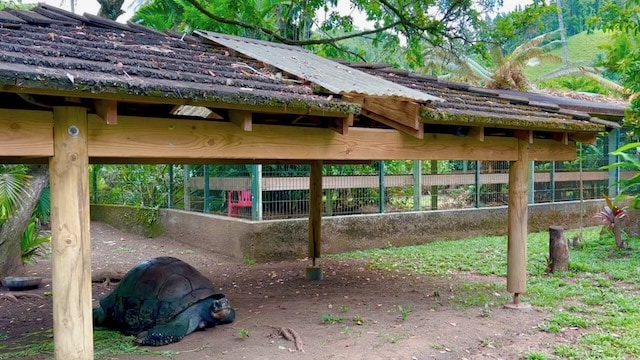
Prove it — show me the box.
[132,0,504,68]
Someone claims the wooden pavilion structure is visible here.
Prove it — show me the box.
[0,4,621,359]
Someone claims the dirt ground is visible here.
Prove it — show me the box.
[0,222,578,360]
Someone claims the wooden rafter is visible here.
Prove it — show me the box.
[229,110,252,131]
[94,100,118,125]
[345,93,424,138]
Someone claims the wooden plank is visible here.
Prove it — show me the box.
[228,110,252,131]
[363,97,420,130]
[0,109,53,157]
[49,107,93,359]
[362,109,424,139]
[189,170,613,192]
[94,100,117,125]
[507,139,529,296]
[88,115,545,161]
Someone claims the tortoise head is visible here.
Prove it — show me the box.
[211,293,235,324]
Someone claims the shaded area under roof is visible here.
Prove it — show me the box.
[195,30,443,103]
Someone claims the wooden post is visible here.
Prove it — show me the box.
[49,107,93,359]
[548,226,569,272]
[507,139,529,305]
[183,165,190,211]
[309,160,323,267]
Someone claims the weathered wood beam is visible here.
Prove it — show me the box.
[362,109,424,139]
[0,109,53,157]
[363,97,420,130]
[228,110,252,131]
[94,100,118,125]
[49,107,93,359]
[82,115,576,162]
[0,87,352,118]
[507,139,529,302]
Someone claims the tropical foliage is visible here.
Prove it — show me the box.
[589,0,640,137]
[0,165,51,266]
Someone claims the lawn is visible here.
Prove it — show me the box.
[332,226,640,359]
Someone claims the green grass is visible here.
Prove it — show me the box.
[331,226,640,359]
[524,30,611,81]
[0,329,179,360]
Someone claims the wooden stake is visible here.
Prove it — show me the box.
[309,160,323,265]
[49,107,93,359]
[507,139,529,295]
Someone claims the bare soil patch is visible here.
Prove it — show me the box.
[0,222,569,359]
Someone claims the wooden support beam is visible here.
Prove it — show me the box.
[309,160,323,265]
[83,115,576,162]
[94,100,118,125]
[228,110,252,131]
[507,139,529,298]
[0,109,53,157]
[552,132,569,145]
[329,113,353,135]
[468,126,484,142]
[362,109,424,139]
[513,130,533,144]
[49,107,93,359]
[363,97,421,130]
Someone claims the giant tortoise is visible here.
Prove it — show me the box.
[93,256,235,346]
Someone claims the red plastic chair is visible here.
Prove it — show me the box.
[227,190,252,217]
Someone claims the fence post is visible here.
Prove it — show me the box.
[183,165,190,211]
[413,160,422,211]
[608,129,621,198]
[91,165,98,203]
[475,161,481,208]
[203,165,210,213]
[168,164,174,209]
[430,160,438,210]
[378,161,385,213]
[550,161,556,203]
[528,161,535,204]
[251,164,262,221]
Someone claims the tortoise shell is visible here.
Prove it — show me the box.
[99,256,218,335]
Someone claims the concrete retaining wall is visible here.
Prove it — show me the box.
[153,200,606,262]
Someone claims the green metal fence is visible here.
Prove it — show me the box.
[91,131,633,220]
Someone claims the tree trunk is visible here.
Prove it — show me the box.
[97,0,125,20]
[556,0,569,66]
[548,226,569,273]
[613,219,626,249]
[0,165,49,278]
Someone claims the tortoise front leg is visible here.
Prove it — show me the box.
[136,307,203,346]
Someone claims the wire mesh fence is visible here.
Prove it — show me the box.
[90,134,629,220]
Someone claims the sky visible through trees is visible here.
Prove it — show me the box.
[25,0,535,25]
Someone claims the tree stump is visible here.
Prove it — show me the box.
[548,226,569,273]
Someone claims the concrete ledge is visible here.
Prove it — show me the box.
[153,200,606,262]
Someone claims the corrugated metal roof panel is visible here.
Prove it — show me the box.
[195,30,443,103]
